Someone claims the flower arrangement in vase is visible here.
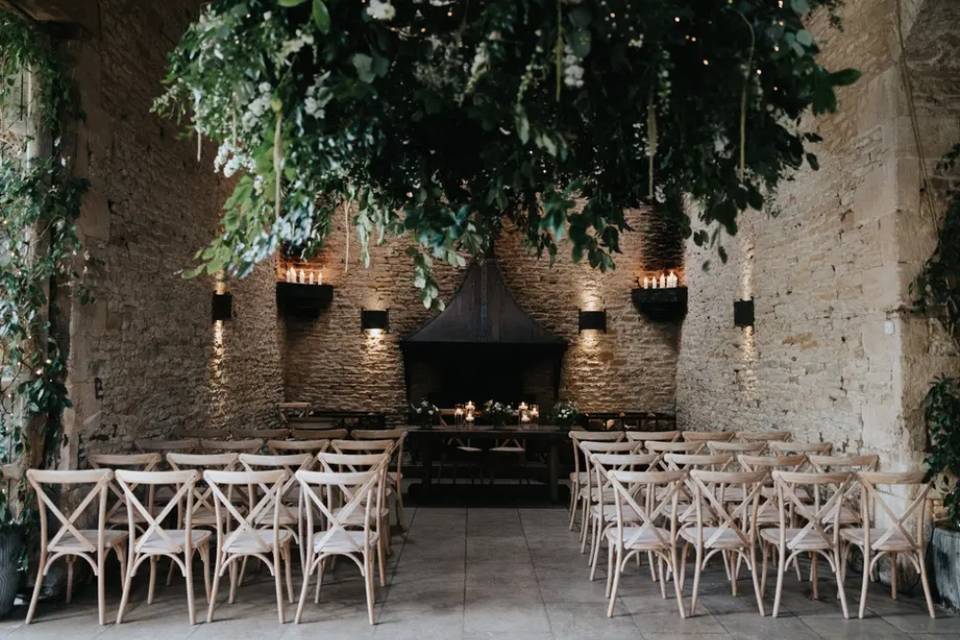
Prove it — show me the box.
[410,399,439,429]
[483,400,515,427]
[550,400,581,428]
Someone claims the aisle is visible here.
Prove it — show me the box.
[7,508,957,640]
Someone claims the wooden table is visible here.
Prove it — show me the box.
[404,424,569,503]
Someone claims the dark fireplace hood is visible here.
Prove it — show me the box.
[400,258,566,406]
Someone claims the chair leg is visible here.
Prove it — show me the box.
[810,552,819,600]
[185,553,196,625]
[228,558,238,604]
[679,542,689,592]
[25,553,46,624]
[607,547,623,618]
[657,552,668,600]
[749,544,765,616]
[274,551,286,624]
[670,548,687,619]
[605,544,614,597]
[202,546,212,604]
[568,484,579,530]
[858,546,870,619]
[890,552,898,600]
[364,552,376,625]
[834,549,849,619]
[66,557,74,604]
[285,547,295,604]
[377,537,387,588]
[147,556,158,605]
[315,557,325,603]
[97,552,106,626]
[761,542,769,597]
[690,544,703,616]
[295,555,315,624]
[207,554,223,623]
[772,547,786,618]
[116,553,136,625]
[918,550,936,619]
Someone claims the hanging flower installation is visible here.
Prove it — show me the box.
[156,0,858,309]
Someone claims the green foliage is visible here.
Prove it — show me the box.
[156,0,858,308]
[549,400,580,427]
[0,11,87,532]
[482,400,515,426]
[912,144,960,342]
[924,376,960,527]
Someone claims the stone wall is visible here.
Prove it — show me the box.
[675,0,960,468]
[49,0,284,459]
[282,208,683,420]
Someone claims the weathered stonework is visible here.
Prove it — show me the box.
[676,0,960,469]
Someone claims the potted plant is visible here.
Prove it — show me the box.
[924,376,960,609]
[482,400,515,427]
[410,399,439,429]
[549,400,581,428]
[0,463,23,618]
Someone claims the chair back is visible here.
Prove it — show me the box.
[736,430,791,442]
[625,430,679,443]
[235,428,290,440]
[646,440,706,468]
[688,469,767,548]
[292,428,348,440]
[296,467,383,555]
[352,429,407,479]
[856,471,930,554]
[605,468,687,549]
[135,439,198,454]
[201,438,264,454]
[683,431,735,442]
[807,454,880,473]
[239,454,313,526]
[707,440,766,462]
[266,439,329,455]
[204,469,289,554]
[88,453,163,526]
[738,454,806,472]
[115,469,199,556]
[570,431,624,481]
[166,453,239,524]
[27,469,113,559]
[768,441,832,456]
[770,471,852,550]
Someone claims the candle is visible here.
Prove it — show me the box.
[298,269,305,284]
[318,269,323,285]
[667,271,678,288]
[307,270,315,285]
[659,273,666,288]
[286,266,296,283]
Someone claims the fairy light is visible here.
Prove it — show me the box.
[702,58,710,66]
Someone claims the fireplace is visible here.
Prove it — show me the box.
[400,257,566,407]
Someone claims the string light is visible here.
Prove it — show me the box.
[702,58,710,66]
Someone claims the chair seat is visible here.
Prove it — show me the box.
[224,529,294,554]
[313,529,380,554]
[605,526,672,550]
[822,505,860,526]
[680,527,749,549]
[591,504,643,522]
[456,446,482,453]
[839,527,916,552]
[490,447,525,454]
[50,529,127,553]
[139,529,212,554]
[759,527,831,550]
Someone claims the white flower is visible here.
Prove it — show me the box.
[367,0,395,21]
[563,45,585,88]
[258,82,271,94]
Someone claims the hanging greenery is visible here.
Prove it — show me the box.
[0,10,87,522]
[156,0,859,308]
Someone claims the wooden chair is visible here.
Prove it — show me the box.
[808,453,880,474]
[736,430,792,443]
[577,440,639,551]
[352,429,408,527]
[625,430,679,444]
[292,428,348,440]
[768,441,833,458]
[645,440,706,467]
[205,469,295,624]
[88,453,162,530]
[235,428,290,440]
[761,471,853,618]
[135,439,199,454]
[680,469,768,616]
[267,439,330,455]
[683,431,735,443]
[25,469,128,625]
[238,453,314,568]
[166,453,240,529]
[568,431,624,531]
[295,463,387,625]
[603,467,687,618]
[585,452,659,582]
[114,469,212,625]
[201,438,264,454]
[706,440,766,463]
[842,471,935,619]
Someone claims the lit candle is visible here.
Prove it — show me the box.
[667,271,678,288]
[659,273,666,288]
[286,266,296,283]
[307,270,315,285]
[298,269,305,284]
[643,276,649,289]
[318,269,323,285]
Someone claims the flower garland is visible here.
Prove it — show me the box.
[156,0,858,308]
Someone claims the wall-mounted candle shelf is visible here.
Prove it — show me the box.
[276,282,334,318]
[212,292,233,322]
[631,287,688,321]
[734,298,754,327]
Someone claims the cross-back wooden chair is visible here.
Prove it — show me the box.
[238,453,314,568]
[267,438,330,455]
[706,440,766,462]
[292,427,348,441]
[135,438,199,455]
[25,469,128,625]
[625,430,680,445]
[568,430,624,530]
[352,429,408,526]
[166,453,240,529]
[295,465,386,625]
[645,440,706,464]
[737,430,792,443]
[585,452,659,582]
[201,438,264,454]
[841,471,935,619]
[577,440,639,551]
[680,469,767,616]
[662,453,735,524]
[808,453,880,473]
[204,469,295,624]
[683,431,735,443]
[768,440,833,459]
[761,471,853,618]
[603,468,688,619]
[114,469,212,625]
[738,454,807,524]
[88,453,162,530]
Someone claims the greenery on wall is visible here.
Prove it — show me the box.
[0,11,86,522]
[156,0,859,308]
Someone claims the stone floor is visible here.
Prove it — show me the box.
[4,507,959,640]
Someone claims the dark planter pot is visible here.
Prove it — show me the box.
[0,529,22,618]
[932,526,960,610]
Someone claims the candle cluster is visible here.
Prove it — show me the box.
[639,271,680,290]
[285,266,324,285]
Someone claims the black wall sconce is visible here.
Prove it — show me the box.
[212,292,233,321]
[361,309,389,332]
[578,309,607,333]
[734,298,755,327]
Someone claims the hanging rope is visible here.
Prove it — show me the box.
[736,11,755,182]
[343,200,350,273]
[646,96,657,199]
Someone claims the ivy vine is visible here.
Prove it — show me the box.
[156,0,859,309]
[0,10,87,529]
